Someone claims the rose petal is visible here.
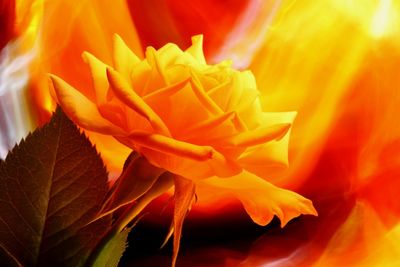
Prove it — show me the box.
[185,35,206,64]
[238,111,297,180]
[113,33,141,79]
[120,135,241,179]
[142,78,190,100]
[183,111,237,139]
[155,42,184,67]
[226,71,257,111]
[127,131,215,161]
[82,51,110,104]
[207,79,234,111]
[142,77,216,138]
[146,46,170,84]
[199,171,317,227]
[106,67,171,136]
[190,70,223,115]
[228,123,291,147]
[49,74,125,135]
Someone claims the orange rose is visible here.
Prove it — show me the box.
[50,33,316,222]
[50,34,316,264]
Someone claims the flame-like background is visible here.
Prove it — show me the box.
[1,0,400,266]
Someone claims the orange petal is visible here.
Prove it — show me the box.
[106,67,171,136]
[207,79,234,110]
[189,70,223,115]
[82,51,110,104]
[119,134,241,179]
[49,74,125,136]
[183,111,236,138]
[142,77,190,100]
[113,34,141,79]
[127,131,214,161]
[126,132,242,178]
[238,111,297,181]
[227,123,291,147]
[200,171,317,227]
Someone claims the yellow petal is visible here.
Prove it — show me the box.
[113,34,141,79]
[228,123,291,147]
[128,131,214,161]
[207,79,233,110]
[82,51,110,104]
[185,35,206,64]
[180,112,244,154]
[106,67,171,136]
[200,171,317,227]
[143,43,184,90]
[226,71,261,129]
[143,77,190,101]
[146,46,169,84]
[189,70,223,115]
[184,111,236,137]
[118,134,241,179]
[156,42,185,67]
[141,76,217,138]
[238,111,297,180]
[49,74,125,136]
[226,71,257,111]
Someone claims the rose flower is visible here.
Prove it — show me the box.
[50,34,316,264]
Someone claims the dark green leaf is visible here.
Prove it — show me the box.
[0,108,111,267]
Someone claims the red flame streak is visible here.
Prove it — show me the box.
[0,0,16,50]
